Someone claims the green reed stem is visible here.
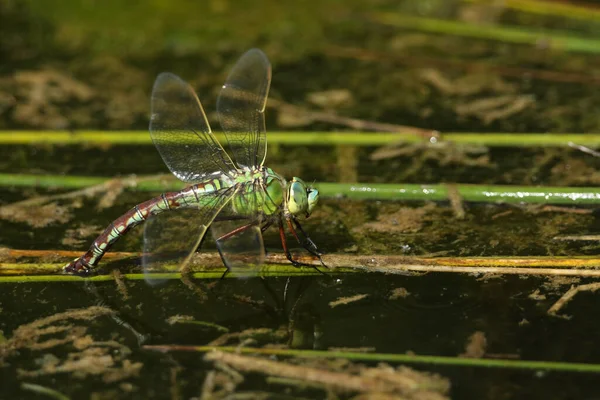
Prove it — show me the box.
[143,345,600,374]
[2,131,600,147]
[317,182,600,204]
[466,0,600,22]
[3,173,600,205]
[370,12,600,54]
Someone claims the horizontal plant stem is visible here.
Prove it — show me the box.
[2,131,600,147]
[0,268,330,283]
[316,183,600,204]
[143,345,600,373]
[466,0,600,21]
[3,251,600,280]
[370,12,600,54]
[3,173,600,204]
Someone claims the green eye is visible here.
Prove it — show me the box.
[287,178,308,215]
[307,188,319,216]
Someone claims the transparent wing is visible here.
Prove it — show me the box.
[211,219,264,277]
[142,187,236,285]
[210,181,266,275]
[217,48,271,169]
[150,72,237,183]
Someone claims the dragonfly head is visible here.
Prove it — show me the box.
[286,177,319,218]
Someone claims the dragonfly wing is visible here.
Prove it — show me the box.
[150,72,237,183]
[211,219,264,277]
[142,187,236,285]
[210,182,266,276]
[217,49,271,168]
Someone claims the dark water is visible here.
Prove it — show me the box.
[3,273,600,399]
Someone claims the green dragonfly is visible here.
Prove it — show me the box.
[64,49,324,279]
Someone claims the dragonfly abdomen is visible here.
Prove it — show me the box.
[63,178,227,275]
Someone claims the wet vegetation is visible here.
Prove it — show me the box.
[4,0,600,398]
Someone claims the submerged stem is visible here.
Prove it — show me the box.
[142,345,600,374]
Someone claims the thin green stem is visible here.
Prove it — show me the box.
[466,0,600,22]
[3,173,600,205]
[143,345,600,373]
[317,182,600,204]
[370,12,600,54]
[2,131,600,147]
[20,383,70,400]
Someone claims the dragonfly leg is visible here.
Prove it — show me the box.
[279,218,327,275]
[261,220,273,233]
[286,217,327,268]
[217,222,256,241]
[260,220,274,255]
[215,222,260,279]
[216,247,230,280]
[284,275,314,313]
[83,280,151,345]
[198,215,258,251]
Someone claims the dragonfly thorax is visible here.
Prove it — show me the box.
[229,166,285,217]
[227,167,318,219]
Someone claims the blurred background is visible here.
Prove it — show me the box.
[2,0,600,134]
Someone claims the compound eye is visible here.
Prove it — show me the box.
[306,188,319,216]
[287,180,308,215]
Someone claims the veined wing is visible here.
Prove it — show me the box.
[142,186,237,285]
[217,49,271,169]
[150,73,237,183]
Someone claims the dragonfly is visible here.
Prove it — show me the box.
[64,49,325,279]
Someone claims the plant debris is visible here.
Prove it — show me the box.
[388,287,410,300]
[542,276,581,294]
[204,350,450,400]
[355,204,437,234]
[548,283,600,319]
[0,201,72,228]
[62,224,102,247]
[329,293,369,308]
[459,331,487,359]
[12,69,94,129]
[209,327,288,347]
[528,289,546,301]
[0,306,142,383]
[166,315,229,333]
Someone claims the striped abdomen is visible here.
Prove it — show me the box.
[64,178,226,274]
